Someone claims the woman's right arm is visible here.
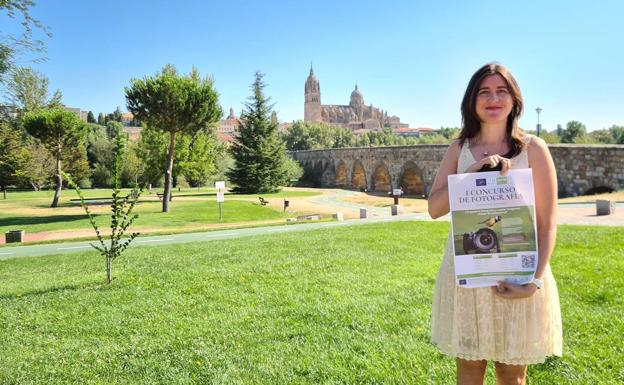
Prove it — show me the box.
[428,140,461,219]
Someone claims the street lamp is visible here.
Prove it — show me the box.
[535,107,542,137]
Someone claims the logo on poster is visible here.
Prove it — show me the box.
[476,178,487,186]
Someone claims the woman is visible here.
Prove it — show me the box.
[427,63,562,385]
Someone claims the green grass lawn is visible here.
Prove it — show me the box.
[0,188,320,238]
[0,187,318,203]
[0,200,286,234]
[0,222,622,384]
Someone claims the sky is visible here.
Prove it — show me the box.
[3,0,624,132]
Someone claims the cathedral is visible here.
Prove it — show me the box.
[304,66,408,131]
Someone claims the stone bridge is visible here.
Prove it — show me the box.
[291,144,624,198]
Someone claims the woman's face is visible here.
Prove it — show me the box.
[475,74,513,125]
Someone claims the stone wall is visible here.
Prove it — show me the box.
[549,144,624,196]
[291,144,624,197]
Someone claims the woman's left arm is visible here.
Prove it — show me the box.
[528,136,558,279]
[494,136,557,299]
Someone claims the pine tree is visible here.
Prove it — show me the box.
[22,107,87,207]
[112,106,123,122]
[87,110,96,123]
[0,121,30,198]
[125,64,222,212]
[227,72,288,193]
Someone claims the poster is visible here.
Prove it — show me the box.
[447,169,538,288]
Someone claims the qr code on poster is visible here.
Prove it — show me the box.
[521,254,536,269]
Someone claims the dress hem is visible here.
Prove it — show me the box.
[431,340,561,366]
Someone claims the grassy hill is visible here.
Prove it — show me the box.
[0,221,622,384]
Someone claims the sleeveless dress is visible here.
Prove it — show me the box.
[430,135,563,365]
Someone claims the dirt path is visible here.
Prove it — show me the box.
[2,188,622,245]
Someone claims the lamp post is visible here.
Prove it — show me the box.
[536,107,542,137]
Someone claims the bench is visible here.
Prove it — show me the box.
[259,197,269,206]
[126,190,140,200]
[156,193,173,201]
[297,214,321,221]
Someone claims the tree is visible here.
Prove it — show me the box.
[416,133,451,144]
[560,121,587,143]
[111,106,123,122]
[333,126,356,148]
[135,124,219,188]
[227,72,289,193]
[86,110,96,123]
[283,156,303,186]
[608,125,624,144]
[121,141,144,187]
[0,121,29,197]
[588,129,615,144]
[106,120,123,140]
[0,0,51,83]
[3,66,62,116]
[439,126,460,140]
[125,64,222,212]
[22,108,87,207]
[539,130,561,144]
[86,124,114,187]
[178,131,220,187]
[63,144,91,185]
[97,112,105,125]
[282,120,355,151]
[22,140,54,190]
[135,124,168,186]
[65,132,141,285]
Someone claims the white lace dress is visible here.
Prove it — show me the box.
[430,136,563,365]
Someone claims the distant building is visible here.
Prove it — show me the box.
[304,66,408,132]
[120,112,135,125]
[393,127,438,138]
[64,107,89,122]
[216,108,291,143]
[120,126,140,141]
[277,122,292,133]
[217,108,240,143]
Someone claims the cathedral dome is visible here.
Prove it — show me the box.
[350,84,364,107]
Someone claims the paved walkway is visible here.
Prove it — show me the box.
[1,192,621,260]
[557,202,624,226]
[0,214,426,260]
[310,190,624,226]
[310,190,391,216]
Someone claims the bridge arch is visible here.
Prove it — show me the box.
[316,157,341,187]
[372,162,392,192]
[351,161,367,190]
[335,160,347,187]
[399,161,425,196]
[583,185,615,195]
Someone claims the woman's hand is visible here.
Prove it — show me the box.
[466,154,512,174]
[492,281,537,299]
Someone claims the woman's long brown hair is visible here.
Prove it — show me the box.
[458,63,526,158]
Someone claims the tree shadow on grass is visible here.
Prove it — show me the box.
[172,192,217,198]
[0,214,102,227]
[0,281,108,300]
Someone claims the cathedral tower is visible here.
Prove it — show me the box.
[349,84,364,121]
[304,66,322,122]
